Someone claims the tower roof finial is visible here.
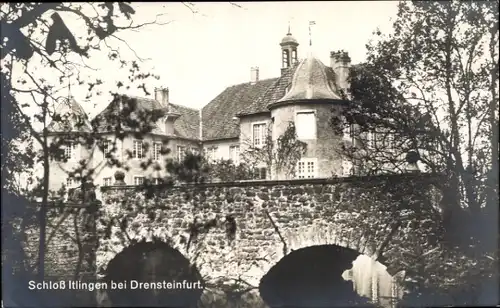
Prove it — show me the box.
[308,21,316,47]
[288,21,291,35]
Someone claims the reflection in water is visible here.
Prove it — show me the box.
[259,245,405,308]
[104,241,204,307]
[260,245,374,307]
[342,255,404,308]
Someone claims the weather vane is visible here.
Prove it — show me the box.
[309,21,316,47]
[65,64,76,101]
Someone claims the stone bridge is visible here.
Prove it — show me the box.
[95,172,442,307]
[22,172,443,307]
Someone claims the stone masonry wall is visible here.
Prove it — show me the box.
[95,173,441,306]
[22,203,98,306]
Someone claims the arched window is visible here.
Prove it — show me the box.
[282,50,290,68]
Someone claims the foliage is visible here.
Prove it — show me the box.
[333,0,498,305]
[241,121,307,180]
[206,159,256,182]
[1,3,172,305]
[1,3,253,305]
[156,152,255,184]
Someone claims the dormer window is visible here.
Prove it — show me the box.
[164,115,176,135]
[64,142,78,161]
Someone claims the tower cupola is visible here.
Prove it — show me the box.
[280,26,299,69]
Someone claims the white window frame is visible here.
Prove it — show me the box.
[103,177,112,186]
[349,124,356,144]
[251,121,267,148]
[133,140,143,159]
[206,147,218,162]
[296,158,318,179]
[66,177,75,188]
[369,131,378,148]
[253,167,267,180]
[385,133,395,150]
[295,110,317,140]
[229,145,240,165]
[342,160,353,177]
[134,176,145,186]
[153,142,162,161]
[103,139,112,159]
[64,142,78,161]
[153,177,162,185]
[342,119,356,145]
[178,145,186,161]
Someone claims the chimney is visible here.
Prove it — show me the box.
[199,109,203,140]
[330,50,351,99]
[154,87,162,102]
[250,67,259,84]
[154,87,169,109]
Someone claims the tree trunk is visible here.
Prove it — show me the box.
[488,20,499,213]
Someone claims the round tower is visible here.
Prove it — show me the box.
[268,53,349,179]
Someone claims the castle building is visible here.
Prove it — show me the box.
[47,29,389,191]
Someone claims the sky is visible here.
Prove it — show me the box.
[9,1,400,123]
[123,1,399,112]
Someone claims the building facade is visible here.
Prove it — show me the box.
[47,29,399,191]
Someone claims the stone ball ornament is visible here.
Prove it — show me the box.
[114,170,125,181]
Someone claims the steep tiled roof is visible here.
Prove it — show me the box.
[47,97,92,133]
[92,95,162,134]
[93,96,200,140]
[169,103,200,140]
[274,56,342,106]
[244,64,299,115]
[201,78,277,140]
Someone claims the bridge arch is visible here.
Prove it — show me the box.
[259,244,373,307]
[95,220,204,307]
[97,238,204,307]
[252,223,377,281]
[252,223,402,307]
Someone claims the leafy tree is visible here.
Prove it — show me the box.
[332,0,498,305]
[1,3,172,305]
[165,152,256,183]
[241,121,307,180]
[2,3,247,306]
